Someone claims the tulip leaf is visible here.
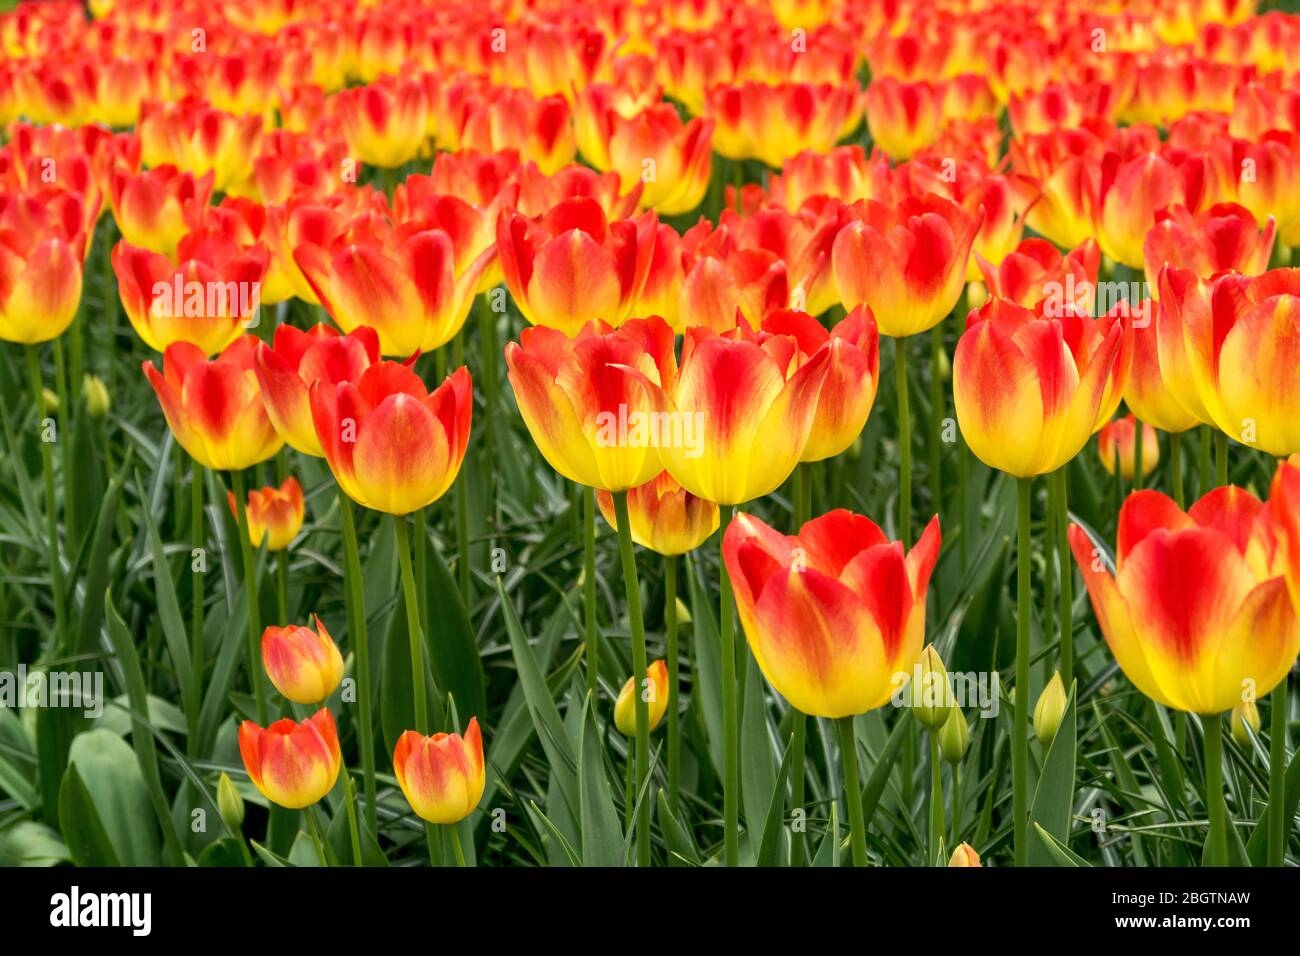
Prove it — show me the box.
[71,452,132,658]
[811,801,840,867]
[0,707,36,810]
[57,763,120,867]
[1026,680,1077,866]
[65,729,162,866]
[524,800,581,868]
[756,732,794,867]
[656,790,700,867]
[421,531,486,721]
[686,554,724,776]
[1246,744,1300,865]
[860,712,911,830]
[197,838,247,867]
[250,840,295,867]
[577,696,624,867]
[1033,823,1090,867]
[0,821,71,867]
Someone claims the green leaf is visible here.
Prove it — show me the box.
[1033,822,1090,866]
[250,840,295,867]
[812,802,840,867]
[524,800,581,867]
[577,696,623,866]
[66,729,162,866]
[655,790,700,867]
[1026,680,1077,866]
[686,554,724,776]
[197,838,247,867]
[740,653,777,846]
[756,732,794,867]
[57,762,120,867]
[0,707,36,809]
[71,453,131,657]
[0,821,70,866]
[421,532,486,720]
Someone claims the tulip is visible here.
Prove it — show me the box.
[496,198,657,337]
[1143,203,1275,290]
[1097,150,1196,270]
[768,145,893,212]
[865,78,943,161]
[657,324,829,506]
[83,373,110,418]
[909,644,954,730]
[113,237,268,357]
[1098,415,1159,481]
[392,718,485,825]
[1230,699,1261,747]
[832,193,982,337]
[595,471,718,556]
[1033,672,1068,746]
[0,192,85,345]
[1123,314,1199,437]
[614,660,670,736]
[1069,487,1298,715]
[261,616,344,705]
[975,237,1100,314]
[453,89,575,176]
[142,337,283,471]
[718,203,851,319]
[948,843,982,867]
[1009,126,1106,250]
[938,706,971,763]
[216,771,244,829]
[228,476,305,552]
[391,175,511,294]
[516,161,640,220]
[1233,133,1300,249]
[954,298,1123,478]
[108,165,214,259]
[680,246,788,333]
[603,106,712,216]
[309,361,471,516]
[253,323,382,457]
[760,307,880,462]
[139,100,262,195]
[294,220,493,357]
[238,708,342,809]
[336,78,429,169]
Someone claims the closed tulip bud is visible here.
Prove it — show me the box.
[238,708,341,809]
[910,644,954,730]
[597,471,719,556]
[229,476,305,552]
[40,387,58,415]
[938,705,970,763]
[83,374,110,418]
[262,616,343,704]
[1097,415,1159,480]
[1231,699,1260,747]
[216,771,244,829]
[948,842,982,867]
[614,660,670,736]
[724,509,940,718]
[392,718,486,825]
[1072,487,1299,715]
[675,596,692,625]
[1034,672,1068,746]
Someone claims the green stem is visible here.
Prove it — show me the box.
[1204,712,1228,867]
[344,774,364,866]
[789,711,807,864]
[448,825,467,867]
[1170,431,1184,508]
[414,508,428,627]
[1133,416,1145,491]
[1014,475,1032,867]
[190,462,205,745]
[1055,469,1073,689]
[895,337,912,548]
[1215,429,1228,487]
[305,806,336,866]
[584,486,598,695]
[838,716,868,867]
[1268,682,1288,866]
[612,491,651,867]
[230,469,266,724]
[25,346,66,643]
[664,554,681,815]
[1043,465,1057,682]
[1198,426,1212,498]
[52,339,73,543]
[477,298,499,522]
[393,515,429,734]
[338,491,377,836]
[276,550,288,624]
[958,434,970,571]
[455,461,470,605]
[719,503,739,866]
[928,324,943,515]
[950,762,963,848]
[929,730,944,864]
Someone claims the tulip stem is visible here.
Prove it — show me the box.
[719,503,740,867]
[344,774,364,866]
[1268,682,1288,866]
[414,508,428,626]
[790,466,809,865]
[25,345,67,644]
[950,762,963,848]
[664,554,681,815]
[929,731,944,864]
[454,464,471,605]
[276,551,288,624]
[1133,417,1145,491]
[190,462,205,744]
[230,469,267,725]
[1214,430,1228,487]
[1055,469,1073,690]
[928,324,943,516]
[1170,431,1184,508]
[584,487,599,696]
[393,515,430,734]
[895,337,912,548]
[1198,426,1212,497]
[1204,712,1228,867]
[613,491,652,867]
[447,825,467,867]
[338,491,377,836]
[837,716,868,867]
[1014,476,1032,867]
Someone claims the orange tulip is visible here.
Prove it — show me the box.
[723,509,941,718]
[142,336,283,471]
[1098,414,1159,480]
[1097,150,1197,269]
[108,165,214,259]
[261,616,344,705]
[865,78,943,161]
[138,99,262,195]
[497,198,657,337]
[1009,125,1105,250]
[833,193,982,337]
[596,470,719,556]
[515,161,641,220]
[605,106,712,216]
[505,316,676,491]
[238,708,342,809]
[1232,133,1300,248]
[614,660,670,736]
[1123,312,1199,435]
[977,237,1101,314]
[336,77,429,169]
[954,298,1123,477]
[657,324,829,505]
[706,81,862,167]
[391,174,512,294]
[228,476,305,552]
[949,843,982,867]
[768,145,893,212]
[1070,488,1298,714]
[392,718,485,825]
[0,191,85,344]
[1143,203,1276,291]
[309,361,471,515]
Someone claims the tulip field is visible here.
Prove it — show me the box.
[4,0,1300,883]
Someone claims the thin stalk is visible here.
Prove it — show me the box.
[1268,682,1288,866]
[454,466,470,604]
[305,806,330,866]
[718,503,740,866]
[1215,430,1228,487]
[929,731,943,865]
[838,716,868,867]
[476,298,499,521]
[276,550,288,624]
[664,555,681,814]
[52,339,74,543]
[1133,416,1145,491]
[414,508,428,625]
[613,491,651,867]
[790,463,810,864]
[895,337,912,547]
[338,491,377,835]
[448,825,467,867]
[928,323,943,515]
[344,774,364,866]
[1171,430,1184,508]
[1014,476,1032,867]
[958,436,970,571]
[190,462,206,743]
[1055,469,1073,689]
[230,469,267,724]
[1043,467,1057,683]
[393,515,429,734]
[1204,712,1228,867]
[950,762,963,848]
[25,346,66,642]
[583,486,598,695]
[1198,426,1211,495]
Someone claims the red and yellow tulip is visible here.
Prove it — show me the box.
[238,708,342,809]
[392,718,485,825]
[1098,414,1159,481]
[261,616,345,705]
[228,476,305,552]
[596,470,719,556]
[614,660,670,736]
